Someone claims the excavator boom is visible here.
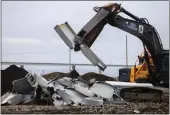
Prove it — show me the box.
[75,3,163,57]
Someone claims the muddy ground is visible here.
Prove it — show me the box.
[1,102,169,114]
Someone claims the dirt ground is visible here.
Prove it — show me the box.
[43,72,69,81]
[78,72,117,81]
[1,102,169,114]
[43,72,117,81]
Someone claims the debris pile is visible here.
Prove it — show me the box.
[1,65,28,96]
[1,65,124,106]
[1,65,169,114]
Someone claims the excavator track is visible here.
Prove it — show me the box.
[119,87,169,102]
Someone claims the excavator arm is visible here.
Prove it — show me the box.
[73,3,169,86]
[75,3,163,57]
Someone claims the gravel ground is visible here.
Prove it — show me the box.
[1,102,169,114]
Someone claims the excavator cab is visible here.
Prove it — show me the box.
[119,49,155,83]
[119,52,150,83]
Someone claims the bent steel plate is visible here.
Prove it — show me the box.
[33,74,49,88]
[12,77,34,94]
[56,89,74,105]
[2,93,24,105]
[74,84,95,97]
[54,22,107,71]
[90,82,115,99]
[1,93,15,105]
[1,92,11,103]
[54,22,76,49]
[80,44,107,71]
[105,81,153,88]
[57,77,74,88]
[63,88,87,105]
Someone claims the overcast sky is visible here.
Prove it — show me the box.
[1,1,169,76]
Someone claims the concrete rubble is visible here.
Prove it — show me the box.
[1,72,125,106]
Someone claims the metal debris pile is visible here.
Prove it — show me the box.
[1,67,125,106]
